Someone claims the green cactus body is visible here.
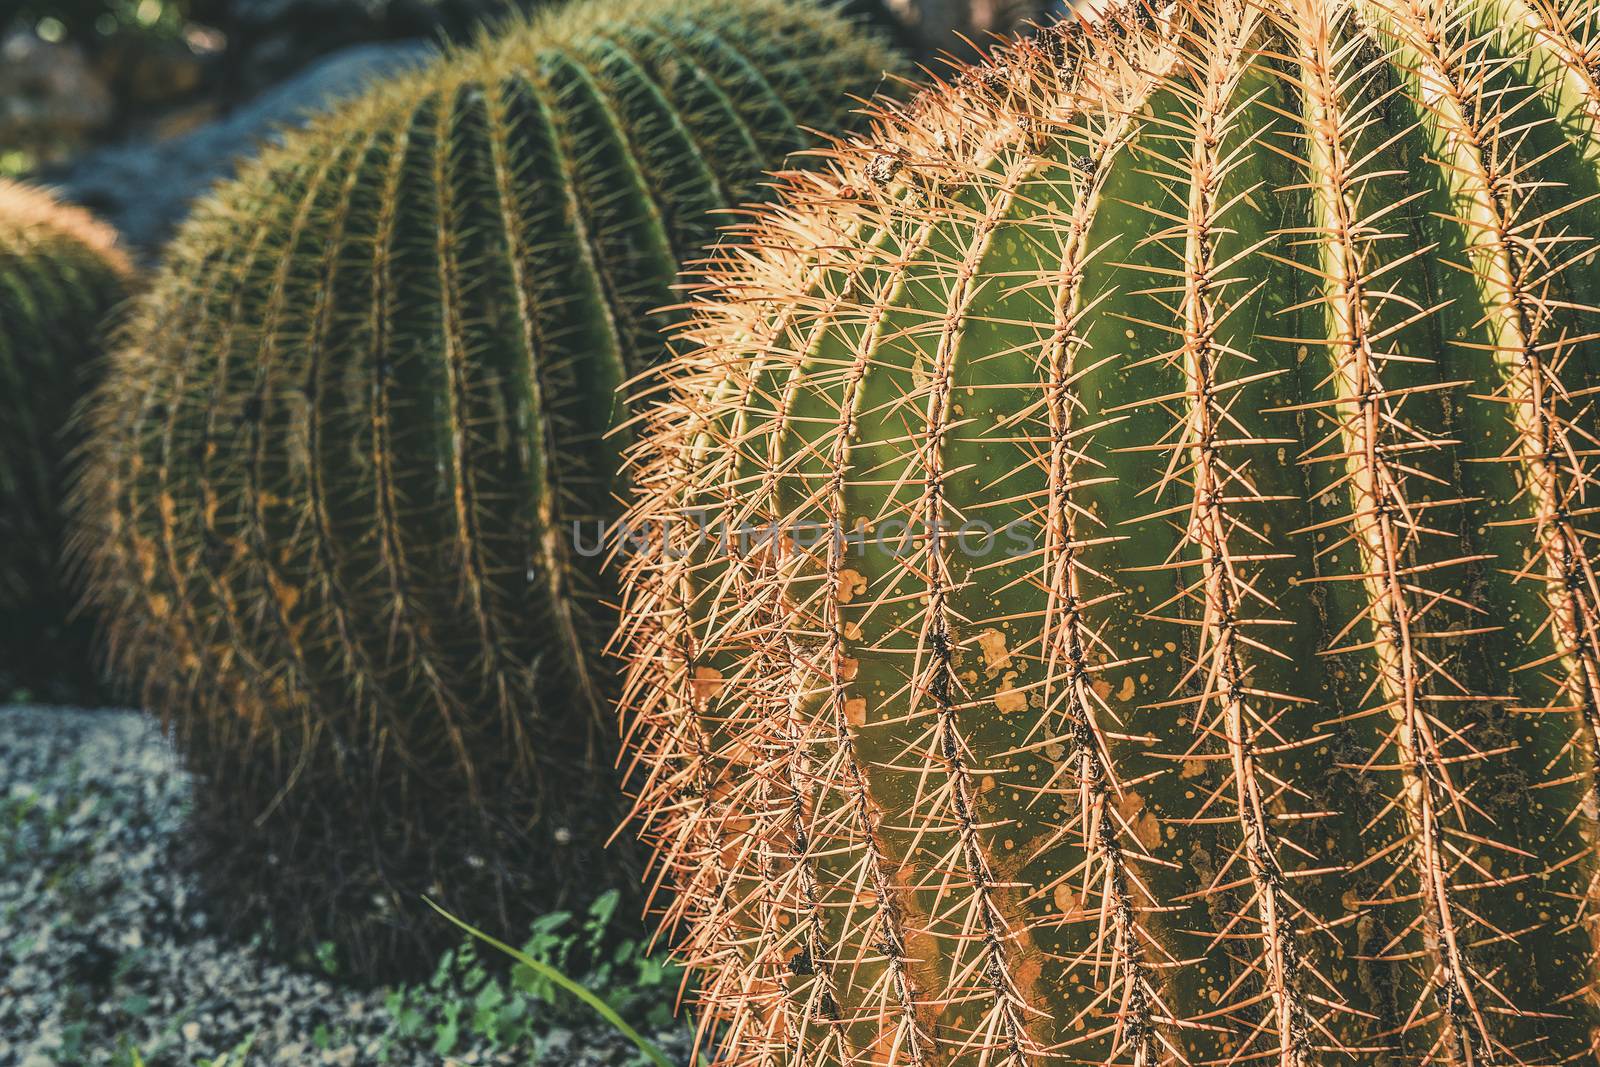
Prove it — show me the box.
[618,2,1600,1062]
[76,0,903,977]
[0,182,130,701]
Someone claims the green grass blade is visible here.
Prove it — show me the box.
[424,897,676,1067]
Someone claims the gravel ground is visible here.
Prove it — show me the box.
[0,705,692,1066]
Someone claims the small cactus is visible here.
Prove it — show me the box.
[0,181,130,702]
[619,1,1600,1063]
[75,0,904,977]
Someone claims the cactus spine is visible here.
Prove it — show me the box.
[0,182,130,701]
[619,1,1600,1062]
[75,0,903,977]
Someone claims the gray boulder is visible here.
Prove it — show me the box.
[55,39,432,254]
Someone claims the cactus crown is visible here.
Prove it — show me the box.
[74,0,904,977]
[619,1,1600,1063]
[0,181,130,699]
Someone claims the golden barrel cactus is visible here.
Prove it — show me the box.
[619,1,1600,1063]
[0,181,130,701]
[75,0,904,977]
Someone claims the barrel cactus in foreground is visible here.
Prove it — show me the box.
[618,1,1600,1062]
[74,0,904,976]
[0,182,130,702]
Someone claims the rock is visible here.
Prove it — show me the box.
[132,44,206,102]
[0,33,113,161]
[53,39,432,253]
[220,0,525,97]
[0,705,694,1065]
[866,0,1045,58]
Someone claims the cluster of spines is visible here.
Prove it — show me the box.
[74,0,905,975]
[616,0,1600,1063]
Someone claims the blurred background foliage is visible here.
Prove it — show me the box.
[2,0,530,179]
[0,0,1027,255]
[2,0,1048,191]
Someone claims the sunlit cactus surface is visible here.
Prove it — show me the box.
[617,1,1600,1063]
[75,0,904,976]
[0,181,130,700]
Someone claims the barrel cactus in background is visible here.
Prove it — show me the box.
[0,182,130,703]
[74,0,905,978]
[618,1,1600,1062]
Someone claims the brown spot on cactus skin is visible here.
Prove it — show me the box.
[1116,790,1161,851]
[1053,881,1082,917]
[691,666,726,701]
[837,568,868,603]
[978,627,1013,674]
[994,672,1028,713]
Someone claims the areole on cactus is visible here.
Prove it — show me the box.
[73,0,905,977]
[617,0,1600,1062]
